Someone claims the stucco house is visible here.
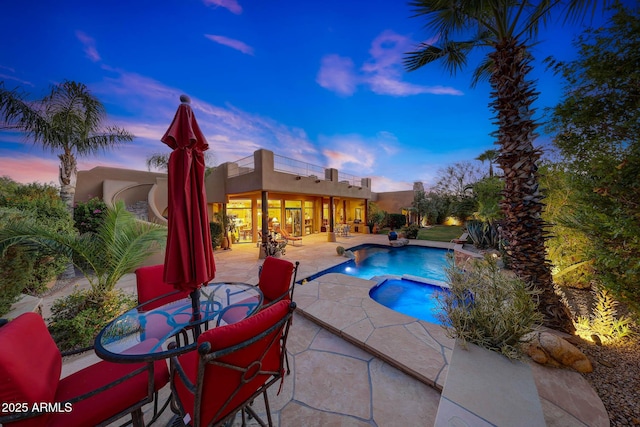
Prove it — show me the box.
[75,148,419,245]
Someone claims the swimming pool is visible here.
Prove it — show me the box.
[303,244,449,283]
[369,278,448,324]
[302,244,450,324]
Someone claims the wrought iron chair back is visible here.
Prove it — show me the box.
[0,312,168,427]
[170,300,295,426]
[257,256,299,305]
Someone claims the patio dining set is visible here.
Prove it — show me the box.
[0,256,300,427]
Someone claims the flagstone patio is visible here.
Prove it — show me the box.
[43,232,608,426]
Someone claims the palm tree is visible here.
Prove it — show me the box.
[0,201,166,294]
[0,80,134,210]
[476,149,499,177]
[146,153,170,172]
[404,1,604,334]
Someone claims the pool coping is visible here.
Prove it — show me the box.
[291,238,609,426]
[294,271,454,391]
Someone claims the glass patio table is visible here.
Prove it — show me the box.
[94,282,263,363]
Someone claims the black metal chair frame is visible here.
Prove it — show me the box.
[0,320,159,427]
[169,302,296,427]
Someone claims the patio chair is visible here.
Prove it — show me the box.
[259,256,299,307]
[274,225,302,246]
[0,312,169,427]
[169,300,296,427]
[135,264,191,311]
[219,256,298,323]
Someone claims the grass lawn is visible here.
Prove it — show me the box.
[416,225,464,242]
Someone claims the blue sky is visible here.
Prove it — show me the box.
[0,0,622,192]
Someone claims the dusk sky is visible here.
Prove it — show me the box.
[0,1,624,192]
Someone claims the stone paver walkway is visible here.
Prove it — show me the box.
[44,232,608,426]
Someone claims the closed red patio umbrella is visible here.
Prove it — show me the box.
[162,95,216,334]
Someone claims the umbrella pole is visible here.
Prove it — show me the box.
[190,289,202,338]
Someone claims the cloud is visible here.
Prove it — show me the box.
[84,67,323,170]
[317,30,463,97]
[204,34,254,55]
[318,132,401,177]
[75,31,101,62]
[316,55,358,96]
[369,175,413,192]
[203,0,242,14]
[0,73,33,87]
[0,155,59,185]
[0,66,34,87]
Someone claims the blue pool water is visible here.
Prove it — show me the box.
[304,244,449,283]
[369,279,448,324]
[302,244,450,324]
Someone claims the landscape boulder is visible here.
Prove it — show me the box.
[523,331,593,373]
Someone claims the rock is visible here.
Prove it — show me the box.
[523,331,593,373]
[389,238,409,247]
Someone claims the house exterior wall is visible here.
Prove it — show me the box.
[75,149,411,241]
[374,190,414,214]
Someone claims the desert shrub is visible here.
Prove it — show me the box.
[541,163,594,289]
[386,213,405,229]
[575,289,635,344]
[367,201,386,232]
[0,180,73,301]
[472,176,504,222]
[209,221,223,249]
[74,197,107,234]
[437,255,543,359]
[0,245,33,316]
[423,192,451,225]
[48,288,136,351]
[402,223,420,239]
[449,196,477,223]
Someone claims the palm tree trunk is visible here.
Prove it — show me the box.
[58,151,77,279]
[58,152,77,212]
[489,39,575,334]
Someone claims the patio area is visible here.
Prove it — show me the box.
[46,232,607,426]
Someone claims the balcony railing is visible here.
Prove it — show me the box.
[338,172,362,187]
[274,155,326,180]
[227,155,255,178]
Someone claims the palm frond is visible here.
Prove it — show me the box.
[0,218,98,285]
[0,200,166,293]
[405,44,446,72]
[470,56,494,87]
[0,83,47,135]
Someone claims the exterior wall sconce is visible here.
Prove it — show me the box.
[295,176,302,180]
[315,179,321,183]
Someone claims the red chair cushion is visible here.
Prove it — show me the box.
[136,264,190,310]
[174,300,289,425]
[0,312,61,427]
[258,257,294,303]
[49,358,169,427]
[0,314,169,427]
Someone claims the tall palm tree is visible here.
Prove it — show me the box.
[404,1,604,334]
[476,149,499,177]
[0,80,134,210]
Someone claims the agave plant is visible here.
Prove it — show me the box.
[466,220,501,250]
[0,201,166,294]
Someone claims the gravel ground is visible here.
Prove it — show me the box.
[563,287,640,426]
